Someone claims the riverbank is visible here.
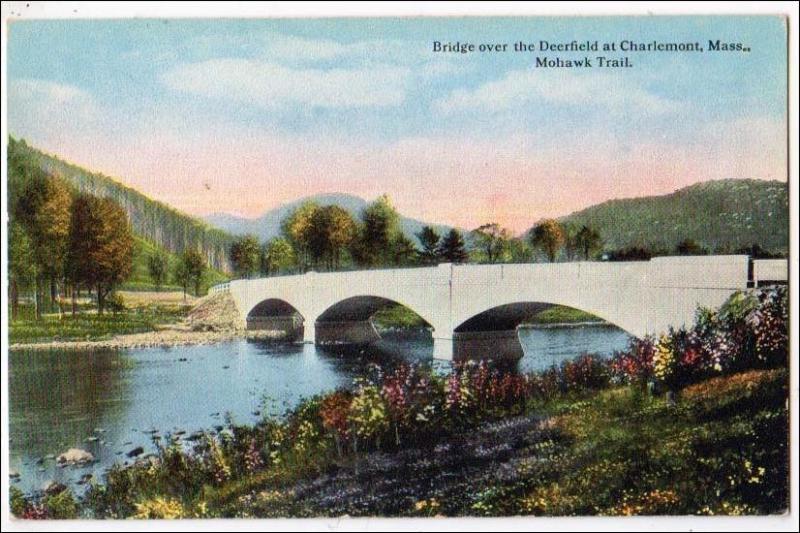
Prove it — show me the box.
[8,327,289,351]
[10,367,788,518]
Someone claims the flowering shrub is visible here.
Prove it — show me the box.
[320,391,352,454]
[133,497,184,519]
[610,336,655,386]
[349,382,389,450]
[613,287,787,392]
[560,353,610,391]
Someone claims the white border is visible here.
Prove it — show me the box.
[1,2,798,532]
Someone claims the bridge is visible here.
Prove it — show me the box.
[218,256,787,360]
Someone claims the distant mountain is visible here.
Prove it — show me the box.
[558,179,789,254]
[204,193,456,244]
[9,138,237,272]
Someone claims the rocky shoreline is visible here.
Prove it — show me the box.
[8,327,291,352]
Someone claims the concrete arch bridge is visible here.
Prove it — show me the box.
[217,256,785,360]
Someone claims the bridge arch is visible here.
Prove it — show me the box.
[452,301,639,338]
[313,295,434,345]
[245,297,305,340]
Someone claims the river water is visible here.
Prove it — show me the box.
[8,325,629,494]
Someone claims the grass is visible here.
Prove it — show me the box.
[372,304,430,329]
[9,306,187,344]
[510,368,789,515]
[123,236,229,293]
[525,306,603,325]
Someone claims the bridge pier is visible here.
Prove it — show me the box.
[433,330,525,362]
[314,320,382,345]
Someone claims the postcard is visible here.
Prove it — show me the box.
[2,2,796,530]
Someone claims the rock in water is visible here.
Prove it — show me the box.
[56,448,94,465]
[126,446,144,458]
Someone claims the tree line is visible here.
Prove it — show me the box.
[226,194,777,279]
[225,195,609,278]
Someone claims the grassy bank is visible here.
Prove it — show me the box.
[372,304,602,330]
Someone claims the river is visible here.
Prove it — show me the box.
[8,325,630,494]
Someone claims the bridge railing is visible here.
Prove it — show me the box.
[208,282,230,295]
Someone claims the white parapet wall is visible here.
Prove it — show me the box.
[753,259,789,285]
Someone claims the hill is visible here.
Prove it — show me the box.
[558,179,789,254]
[204,193,456,244]
[8,138,236,272]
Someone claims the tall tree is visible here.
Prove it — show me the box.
[507,237,534,263]
[470,223,512,263]
[307,205,357,270]
[8,221,36,320]
[281,201,319,272]
[147,252,170,290]
[529,219,565,262]
[355,194,401,267]
[437,229,469,263]
[416,226,441,265]
[261,237,296,275]
[230,235,261,278]
[175,249,206,297]
[66,194,134,314]
[14,172,72,318]
[575,225,602,260]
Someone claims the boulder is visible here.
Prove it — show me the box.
[56,448,94,465]
[126,446,144,458]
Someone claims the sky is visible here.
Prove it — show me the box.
[6,16,788,232]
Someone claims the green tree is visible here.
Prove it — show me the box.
[507,237,534,263]
[66,194,134,314]
[470,223,512,263]
[355,194,401,267]
[575,225,602,260]
[261,237,296,275]
[281,201,320,272]
[175,249,206,297]
[529,219,565,262]
[437,228,469,263]
[307,205,357,270]
[416,226,441,265]
[8,222,36,320]
[13,171,72,318]
[392,233,418,266]
[147,252,170,290]
[230,235,261,278]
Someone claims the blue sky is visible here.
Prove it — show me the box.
[7,16,788,230]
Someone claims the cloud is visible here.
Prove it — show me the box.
[8,79,104,144]
[161,58,412,109]
[436,68,678,115]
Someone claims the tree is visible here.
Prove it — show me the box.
[676,239,708,256]
[261,237,296,275]
[437,229,469,263]
[470,223,512,263]
[147,252,169,290]
[230,235,261,278]
[66,194,134,314]
[507,237,534,263]
[529,219,565,262]
[175,249,206,297]
[575,225,602,260]
[355,195,401,267]
[416,226,441,265]
[392,233,418,266]
[307,205,357,270]
[281,201,319,272]
[13,171,72,318]
[8,221,36,320]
